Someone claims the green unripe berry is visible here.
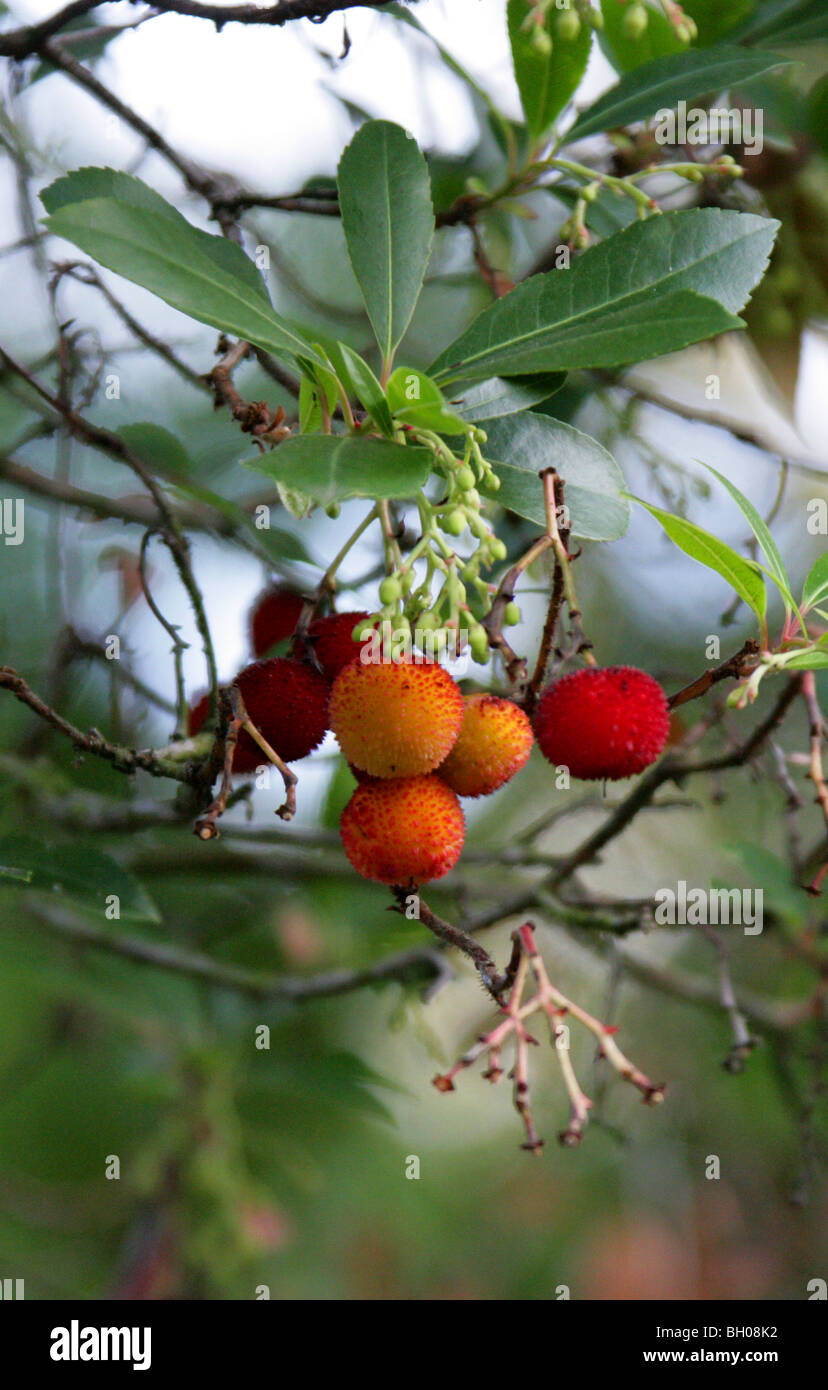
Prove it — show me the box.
[440,510,467,537]
[531,25,553,56]
[325,502,341,519]
[463,488,481,508]
[379,575,402,605]
[556,8,581,41]
[457,465,476,491]
[622,3,648,39]
[468,625,490,665]
[504,601,521,626]
[489,537,508,563]
[468,513,490,541]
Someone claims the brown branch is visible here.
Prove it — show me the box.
[0,666,206,784]
[0,347,218,704]
[0,449,277,537]
[207,337,292,444]
[23,902,450,1004]
[801,671,828,894]
[392,889,508,1002]
[53,261,206,392]
[667,639,761,709]
[0,0,394,60]
[467,675,804,933]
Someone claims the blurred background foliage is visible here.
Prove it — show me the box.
[0,0,827,1298]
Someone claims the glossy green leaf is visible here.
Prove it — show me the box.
[0,836,160,925]
[448,373,566,421]
[243,435,431,507]
[701,463,794,605]
[599,0,685,71]
[566,46,791,143]
[386,367,468,433]
[633,497,767,619]
[481,413,629,542]
[801,552,828,613]
[323,340,395,436]
[736,0,828,44]
[42,174,324,368]
[119,422,192,478]
[507,0,593,138]
[780,650,828,670]
[429,209,776,384]
[337,121,434,363]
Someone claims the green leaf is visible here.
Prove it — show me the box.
[632,497,767,620]
[599,0,685,71]
[323,340,395,436]
[243,435,431,507]
[701,463,794,606]
[42,168,271,305]
[780,650,828,671]
[507,0,593,138]
[386,367,468,434]
[806,74,828,157]
[566,45,791,143]
[119,422,192,478]
[680,0,757,46]
[802,553,828,613]
[0,836,160,925]
[42,173,324,368]
[737,0,828,44]
[481,413,630,542]
[429,209,777,384]
[448,373,566,421]
[337,121,434,363]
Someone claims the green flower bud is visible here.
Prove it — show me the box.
[556,8,581,41]
[379,575,402,605]
[457,465,476,491]
[504,601,521,626]
[622,3,648,39]
[440,509,467,537]
[489,537,508,563]
[325,502,341,519]
[531,25,553,56]
[469,625,490,665]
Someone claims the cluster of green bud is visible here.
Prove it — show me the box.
[365,426,521,664]
[522,0,601,53]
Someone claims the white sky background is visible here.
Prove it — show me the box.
[2,0,828,823]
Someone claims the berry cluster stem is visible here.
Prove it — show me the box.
[434,923,664,1152]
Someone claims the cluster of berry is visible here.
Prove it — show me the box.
[192,586,671,889]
